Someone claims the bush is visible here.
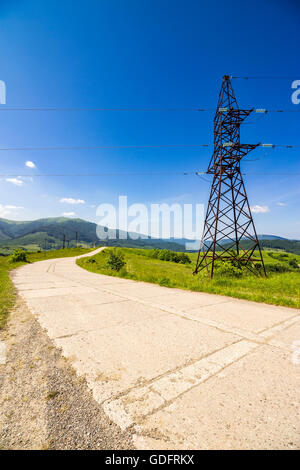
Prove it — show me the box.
[289,259,299,269]
[215,261,243,278]
[106,250,126,271]
[277,253,288,259]
[149,249,160,259]
[178,253,191,264]
[158,249,172,261]
[268,252,289,262]
[9,249,28,263]
[148,249,191,264]
[265,262,291,273]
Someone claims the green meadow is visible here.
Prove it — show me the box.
[1,245,299,330]
[77,248,300,309]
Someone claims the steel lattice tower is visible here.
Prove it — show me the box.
[194,75,266,278]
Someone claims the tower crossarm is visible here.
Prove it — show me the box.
[207,143,260,175]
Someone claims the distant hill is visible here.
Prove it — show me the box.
[257,234,288,241]
[172,234,288,247]
[0,217,186,252]
[222,239,300,256]
[0,217,298,255]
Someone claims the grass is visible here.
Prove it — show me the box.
[0,247,92,329]
[77,248,300,309]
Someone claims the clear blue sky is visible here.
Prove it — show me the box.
[0,0,299,238]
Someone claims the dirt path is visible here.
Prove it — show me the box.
[5,249,300,449]
[0,296,133,450]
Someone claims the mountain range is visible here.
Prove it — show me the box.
[0,217,298,254]
[0,217,186,252]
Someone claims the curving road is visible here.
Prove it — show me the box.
[11,248,300,449]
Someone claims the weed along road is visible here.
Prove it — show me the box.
[11,248,300,450]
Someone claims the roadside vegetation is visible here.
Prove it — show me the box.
[0,247,92,328]
[77,247,300,309]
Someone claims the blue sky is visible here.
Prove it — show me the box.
[0,0,299,238]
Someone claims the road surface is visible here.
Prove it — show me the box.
[11,248,300,449]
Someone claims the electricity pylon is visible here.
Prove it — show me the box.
[194,75,266,278]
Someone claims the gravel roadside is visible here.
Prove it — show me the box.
[0,296,134,450]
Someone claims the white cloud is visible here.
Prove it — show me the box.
[5,178,24,186]
[60,197,85,204]
[0,204,23,218]
[276,202,287,207]
[62,212,76,217]
[251,205,270,214]
[0,209,10,218]
[5,205,23,210]
[25,161,36,169]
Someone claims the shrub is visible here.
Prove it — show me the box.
[148,249,190,264]
[265,262,291,273]
[178,253,191,264]
[9,249,28,263]
[268,252,290,262]
[148,249,159,259]
[106,250,126,272]
[215,261,243,278]
[277,253,288,259]
[158,249,172,261]
[289,259,299,269]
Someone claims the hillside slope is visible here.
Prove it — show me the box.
[0,217,298,254]
[0,217,186,252]
[223,238,300,256]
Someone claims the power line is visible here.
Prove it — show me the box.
[1,171,299,178]
[0,143,299,152]
[231,76,298,80]
[262,109,300,113]
[0,106,211,112]
[230,143,300,148]
[0,144,212,151]
[0,105,299,113]
[245,172,300,175]
[1,171,203,177]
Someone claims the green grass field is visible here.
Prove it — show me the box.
[77,248,300,309]
[1,245,299,330]
[0,247,92,329]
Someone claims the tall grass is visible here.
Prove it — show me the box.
[77,248,300,309]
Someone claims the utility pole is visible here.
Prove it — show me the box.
[75,231,78,248]
[67,239,69,249]
[62,233,66,249]
[194,75,266,278]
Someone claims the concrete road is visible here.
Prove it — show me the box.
[11,248,300,449]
